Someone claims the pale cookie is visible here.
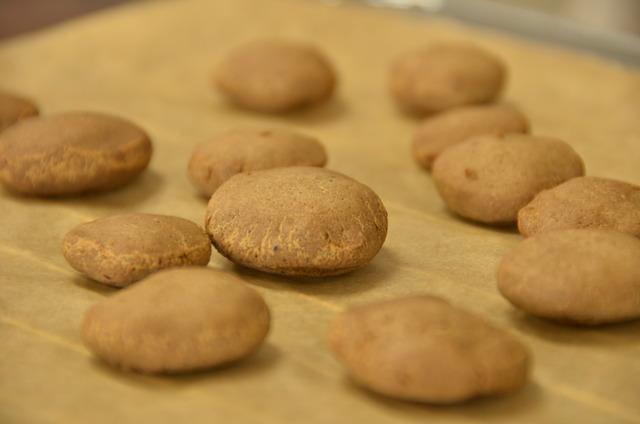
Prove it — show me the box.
[432,134,585,224]
[328,295,531,404]
[518,176,640,238]
[188,127,327,197]
[412,104,529,170]
[498,229,640,324]
[0,111,152,196]
[205,167,387,277]
[389,43,505,115]
[215,39,336,113]
[63,213,211,287]
[0,90,39,131]
[82,267,270,373]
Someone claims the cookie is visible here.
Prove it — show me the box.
[63,213,211,287]
[328,295,530,404]
[0,90,39,131]
[518,176,640,238]
[389,43,505,115]
[82,267,270,373]
[432,134,585,224]
[205,166,387,277]
[188,127,327,197]
[412,104,529,170]
[215,39,336,113]
[498,229,640,324]
[0,111,152,196]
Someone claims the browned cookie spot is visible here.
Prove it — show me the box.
[464,168,478,180]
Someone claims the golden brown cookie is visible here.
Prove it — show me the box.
[0,111,152,196]
[518,176,640,238]
[82,267,270,373]
[432,134,585,224]
[0,90,39,131]
[389,43,505,115]
[63,213,211,287]
[215,39,336,113]
[328,295,530,404]
[188,127,328,197]
[498,229,640,324]
[412,104,529,170]
[205,167,387,277]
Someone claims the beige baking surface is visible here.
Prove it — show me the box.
[1,0,639,422]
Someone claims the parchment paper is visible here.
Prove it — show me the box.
[1,0,639,423]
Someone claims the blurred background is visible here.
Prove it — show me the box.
[0,0,639,40]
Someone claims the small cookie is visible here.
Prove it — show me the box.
[205,167,387,277]
[82,267,270,373]
[498,229,640,324]
[63,213,211,287]
[188,127,327,197]
[215,39,336,113]
[328,295,530,404]
[518,176,640,238]
[0,90,39,131]
[389,43,505,115]
[412,104,529,170]
[432,134,585,224]
[0,111,152,196]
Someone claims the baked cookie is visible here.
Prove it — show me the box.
[0,90,39,131]
[432,134,585,224]
[188,127,327,197]
[328,295,530,403]
[205,167,387,276]
[518,176,640,238]
[0,111,152,196]
[498,229,640,324]
[215,39,336,113]
[63,213,211,287]
[389,43,505,115]
[82,267,270,373]
[412,104,529,170]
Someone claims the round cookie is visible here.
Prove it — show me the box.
[188,127,328,197]
[205,166,387,277]
[0,111,152,196]
[0,90,39,131]
[498,229,640,324]
[412,104,529,170]
[82,267,271,373]
[432,134,585,224]
[215,39,336,113]
[518,176,640,238]
[328,295,530,404]
[63,213,211,287]
[389,43,505,115]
